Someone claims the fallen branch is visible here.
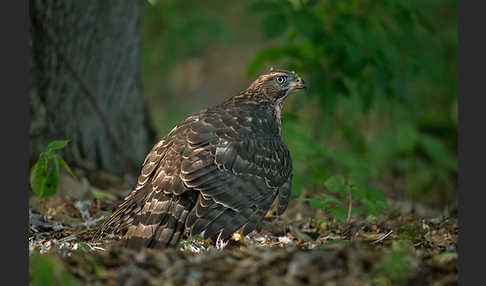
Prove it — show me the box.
[371,230,393,244]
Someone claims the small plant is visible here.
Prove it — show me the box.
[302,175,387,222]
[282,114,387,221]
[30,140,74,211]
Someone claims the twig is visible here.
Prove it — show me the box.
[346,191,352,223]
[371,230,393,244]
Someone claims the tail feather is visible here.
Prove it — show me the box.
[95,186,151,241]
[123,191,197,249]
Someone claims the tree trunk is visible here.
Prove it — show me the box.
[29,0,155,178]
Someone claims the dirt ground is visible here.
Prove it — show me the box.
[29,171,458,286]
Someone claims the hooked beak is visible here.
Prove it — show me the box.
[288,76,306,90]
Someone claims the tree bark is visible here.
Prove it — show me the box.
[29,0,155,177]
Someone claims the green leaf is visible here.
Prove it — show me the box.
[47,140,70,151]
[41,170,60,198]
[30,163,59,198]
[78,242,92,251]
[30,140,73,199]
[30,253,78,286]
[30,253,56,286]
[322,193,341,205]
[324,175,346,194]
[56,156,75,178]
[30,153,49,198]
[53,154,60,173]
[348,184,365,200]
[302,197,328,210]
[90,187,117,201]
[330,204,347,222]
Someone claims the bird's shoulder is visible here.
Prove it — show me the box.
[137,100,292,191]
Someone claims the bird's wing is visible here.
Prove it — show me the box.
[98,108,293,244]
[180,109,293,239]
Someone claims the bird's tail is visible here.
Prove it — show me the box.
[124,191,197,249]
[94,186,151,242]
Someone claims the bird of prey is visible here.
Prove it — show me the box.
[97,69,306,249]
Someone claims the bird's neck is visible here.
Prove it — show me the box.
[272,98,285,136]
[226,89,286,136]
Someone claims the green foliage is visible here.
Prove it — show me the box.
[30,140,73,199]
[283,112,387,219]
[90,187,117,201]
[143,0,229,74]
[372,241,417,285]
[30,253,78,286]
[301,173,386,222]
[248,0,457,214]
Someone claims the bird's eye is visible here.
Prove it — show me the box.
[275,76,286,84]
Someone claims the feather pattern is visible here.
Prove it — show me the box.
[96,69,304,249]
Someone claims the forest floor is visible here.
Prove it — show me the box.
[29,170,458,286]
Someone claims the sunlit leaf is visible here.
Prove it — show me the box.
[30,153,49,198]
[47,140,70,151]
[57,156,75,178]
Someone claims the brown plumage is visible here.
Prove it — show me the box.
[97,69,306,249]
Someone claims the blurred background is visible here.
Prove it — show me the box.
[141,0,457,216]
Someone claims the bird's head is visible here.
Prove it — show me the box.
[247,68,306,102]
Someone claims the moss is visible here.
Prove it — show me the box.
[396,223,422,244]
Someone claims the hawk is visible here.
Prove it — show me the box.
[97,69,306,249]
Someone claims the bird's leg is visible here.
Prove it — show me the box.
[215,230,229,250]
